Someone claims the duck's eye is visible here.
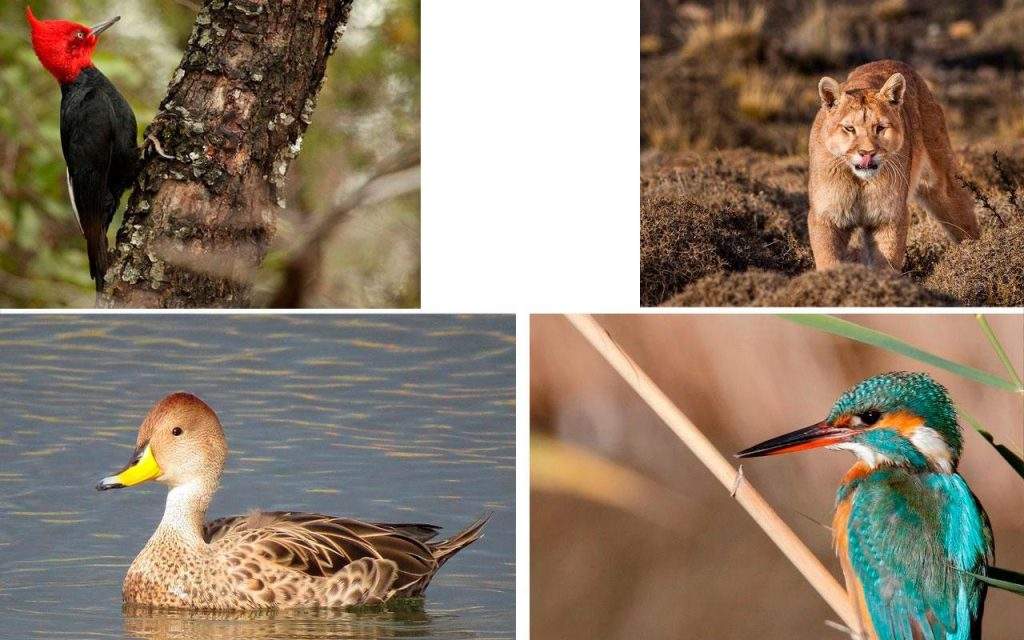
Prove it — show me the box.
[171,427,183,436]
[858,410,881,425]
[843,125,855,134]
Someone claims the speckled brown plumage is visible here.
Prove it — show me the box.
[99,392,489,610]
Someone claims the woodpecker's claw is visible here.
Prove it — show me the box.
[145,134,174,160]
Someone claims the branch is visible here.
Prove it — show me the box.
[563,314,862,636]
[282,155,421,260]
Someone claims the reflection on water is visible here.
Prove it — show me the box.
[122,604,485,639]
[0,315,515,640]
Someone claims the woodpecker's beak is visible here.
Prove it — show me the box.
[736,421,853,458]
[96,442,161,491]
[88,16,120,38]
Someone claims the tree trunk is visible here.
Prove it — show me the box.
[99,0,353,308]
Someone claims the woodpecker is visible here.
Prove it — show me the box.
[26,6,138,291]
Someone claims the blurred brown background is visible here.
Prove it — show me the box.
[531,314,1024,639]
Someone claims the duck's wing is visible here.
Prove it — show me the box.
[207,511,439,587]
[206,514,442,544]
[203,514,246,543]
[367,522,442,542]
[205,515,442,543]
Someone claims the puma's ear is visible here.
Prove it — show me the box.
[818,77,840,109]
[878,73,906,106]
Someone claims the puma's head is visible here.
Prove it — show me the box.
[817,72,907,181]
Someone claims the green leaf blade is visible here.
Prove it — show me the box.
[976,315,1024,391]
[779,315,1018,392]
[970,567,1024,596]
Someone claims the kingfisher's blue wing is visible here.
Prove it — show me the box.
[845,470,992,640]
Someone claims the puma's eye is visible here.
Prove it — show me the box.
[171,427,183,436]
[875,125,886,134]
[858,410,881,426]
[843,125,855,134]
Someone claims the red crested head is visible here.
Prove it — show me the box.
[25,6,120,84]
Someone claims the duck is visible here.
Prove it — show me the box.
[96,392,489,610]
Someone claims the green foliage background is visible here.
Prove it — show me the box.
[0,0,420,307]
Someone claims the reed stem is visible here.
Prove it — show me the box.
[565,313,861,634]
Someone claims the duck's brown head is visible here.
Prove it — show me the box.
[97,392,227,491]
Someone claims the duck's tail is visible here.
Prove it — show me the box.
[429,512,491,569]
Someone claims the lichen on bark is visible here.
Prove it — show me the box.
[99,0,353,308]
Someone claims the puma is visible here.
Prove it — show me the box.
[808,60,979,271]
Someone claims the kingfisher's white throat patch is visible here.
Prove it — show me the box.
[827,442,892,469]
[909,426,954,473]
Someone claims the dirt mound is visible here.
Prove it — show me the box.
[766,265,956,306]
[667,265,954,307]
[663,270,788,306]
[645,146,1024,307]
[640,151,813,306]
[927,222,1024,306]
[919,142,1024,306]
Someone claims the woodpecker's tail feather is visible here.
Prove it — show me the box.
[428,512,491,569]
[84,223,109,292]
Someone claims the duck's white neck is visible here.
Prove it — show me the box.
[157,479,214,547]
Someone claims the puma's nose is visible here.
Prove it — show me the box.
[856,151,877,168]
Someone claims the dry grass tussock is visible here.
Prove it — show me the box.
[680,4,766,63]
[642,144,1024,307]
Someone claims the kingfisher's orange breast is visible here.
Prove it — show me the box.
[833,463,877,640]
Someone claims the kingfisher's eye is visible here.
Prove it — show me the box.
[859,410,881,425]
[171,427,183,436]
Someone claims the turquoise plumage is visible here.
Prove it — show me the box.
[738,372,994,640]
[839,467,992,639]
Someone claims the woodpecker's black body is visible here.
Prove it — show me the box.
[27,7,137,291]
[59,66,138,290]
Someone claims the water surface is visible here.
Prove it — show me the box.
[0,314,515,639]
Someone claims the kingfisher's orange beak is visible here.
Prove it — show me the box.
[736,421,854,458]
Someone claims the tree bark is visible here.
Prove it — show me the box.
[99,0,353,308]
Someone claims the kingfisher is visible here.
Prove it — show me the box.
[26,6,138,291]
[737,372,993,640]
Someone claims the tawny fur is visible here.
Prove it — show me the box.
[808,60,978,272]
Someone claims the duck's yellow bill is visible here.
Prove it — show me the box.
[96,444,162,491]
